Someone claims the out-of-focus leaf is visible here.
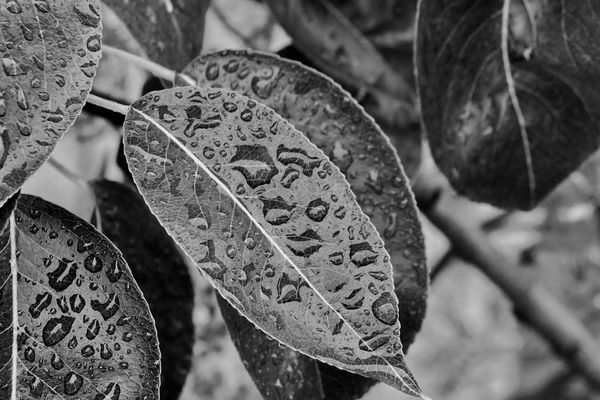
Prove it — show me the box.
[416,0,600,210]
[101,0,210,70]
[92,180,194,400]
[180,50,428,399]
[0,0,103,207]
[0,195,160,399]
[265,0,412,102]
[123,86,426,398]
[217,295,324,400]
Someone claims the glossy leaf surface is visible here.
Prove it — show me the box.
[181,50,428,399]
[123,86,425,398]
[92,180,194,400]
[416,0,600,209]
[102,0,210,70]
[0,0,103,207]
[0,195,160,399]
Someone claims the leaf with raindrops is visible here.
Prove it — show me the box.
[122,86,427,398]
[416,0,600,210]
[101,0,210,70]
[217,295,324,400]
[0,0,103,207]
[91,179,195,400]
[0,195,160,399]
[180,49,427,399]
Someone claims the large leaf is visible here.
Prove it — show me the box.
[101,0,210,70]
[92,180,194,400]
[123,86,426,398]
[0,195,160,399]
[0,0,103,207]
[416,0,600,210]
[180,49,428,399]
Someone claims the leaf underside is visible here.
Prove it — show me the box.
[180,50,428,399]
[122,86,424,398]
[101,0,210,70]
[0,0,102,208]
[92,180,194,400]
[0,195,160,399]
[416,0,600,210]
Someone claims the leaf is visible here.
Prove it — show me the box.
[0,195,160,399]
[123,86,426,398]
[101,0,210,70]
[91,180,194,400]
[416,0,600,210]
[0,0,103,207]
[217,295,325,400]
[275,45,422,180]
[179,49,428,399]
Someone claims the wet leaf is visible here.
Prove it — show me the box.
[101,0,210,70]
[217,295,324,400]
[0,0,103,207]
[123,86,426,398]
[180,50,428,399]
[0,195,160,399]
[416,0,600,210]
[264,1,422,176]
[92,180,194,400]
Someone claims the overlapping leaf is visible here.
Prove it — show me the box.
[179,50,428,399]
[264,1,422,177]
[101,0,210,70]
[122,86,426,398]
[0,195,160,399]
[92,180,194,400]
[416,0,600,209]
[0,0,103,207]
[217,296,324,400]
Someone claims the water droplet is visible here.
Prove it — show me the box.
[372,293,397,325]
[205,62,219,80]
[42,315,74,346]
[81,345,95,357]
[63,371,83,395]
[203,147,215,159]
[240,108,253,122]
[7,1,22,14]
[244,237,256,250]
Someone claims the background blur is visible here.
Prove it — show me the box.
[25,1,600,399]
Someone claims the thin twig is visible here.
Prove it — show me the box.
[87,94,129,116]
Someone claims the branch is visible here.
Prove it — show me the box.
[419,185,600,389]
